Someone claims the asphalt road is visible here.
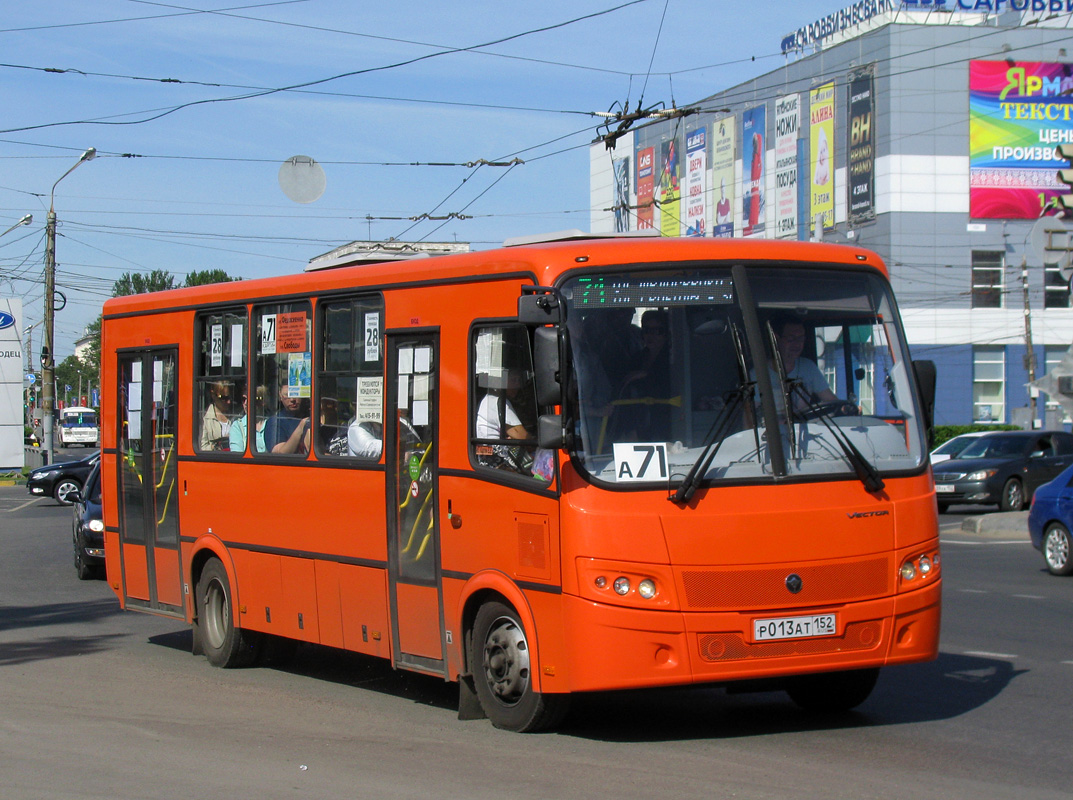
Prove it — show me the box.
[1,490,1071,800]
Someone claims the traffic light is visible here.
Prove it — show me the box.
[1058,143,1073,214]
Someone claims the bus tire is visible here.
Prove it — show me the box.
[196,558,260,668]
[786,667,879,713]
[470,601,569,732]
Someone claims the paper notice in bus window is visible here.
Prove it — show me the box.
[131,361,141,382]
[153,380,163,404]
[260,314,276,355]
[276,312,307,353]
[287,352,311,398]
[127,410,141,440]
[364,312,380,363]
[412,399,429,427]
[398,347,414,375]
[412,374,429,402]
[128,382,141,412]
[414,346,431,374]
[210,324,223,368]
[357,377,383,422]
[612,442,669,482]
[230,323,243,368]
[398,374,410,410]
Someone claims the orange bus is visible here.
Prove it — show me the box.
[101,233,940,732]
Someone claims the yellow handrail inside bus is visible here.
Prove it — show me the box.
[399,443,432,509]
[401,490,433,554]
[596,395,683,453]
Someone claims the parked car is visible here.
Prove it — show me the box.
[1027,464,1073,576]
[71,463,104,580]
[26,450,101,505]
[932,431,1073,512]
[929,431,988,465]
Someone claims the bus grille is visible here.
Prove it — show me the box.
[680,557,890,611]
[698,620,883,662]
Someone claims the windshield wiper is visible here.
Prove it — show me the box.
[789,384,885,493]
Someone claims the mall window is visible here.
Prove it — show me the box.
[973,346,1005,423]
[971,251,1003,309]
[1044,264,1071,309]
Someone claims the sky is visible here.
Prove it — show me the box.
[0,0,841,358]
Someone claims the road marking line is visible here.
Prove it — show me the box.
[3,497,43,513]
[1011,594,1045,600]
[965,650,1017,659]
[941,539,1028,545]
[959,589,988,594]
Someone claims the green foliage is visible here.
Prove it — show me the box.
[184,269,241,287]
[112,268,177,296]
[55,353,97,399]
[932,424,1022,448]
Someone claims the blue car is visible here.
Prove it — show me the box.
[1027,462,1073,576]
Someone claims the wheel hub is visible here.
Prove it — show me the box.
[483,617,530,706]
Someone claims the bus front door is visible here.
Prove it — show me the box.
[386,333,445,676]
[115,349,184,617]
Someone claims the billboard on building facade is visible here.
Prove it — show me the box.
[613,156,631,232]
[712,117,736,238]
[810,81,836,232]
[1,298,24,469]
[775,93,800,239]
[636,146,655,229]
[742,106,766,236]
[660,136,682,237]
[848,63,876,224]
[970,60,1073,219]
[684,128,707,236]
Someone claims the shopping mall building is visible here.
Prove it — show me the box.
[589,1,1073,428]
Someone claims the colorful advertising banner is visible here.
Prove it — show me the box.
[810,81,836,232]
[774,93,800,239]
[613,156,631,233]
[684,128,707,236]
[636,146,655,229]
[848,63,876,224]
[970,60,1073,219]
[742,106,766,236]
[660,136,682,237]
[712,117,736,238]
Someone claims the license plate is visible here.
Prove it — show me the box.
[754,613,836,642]
[935,484,955,493]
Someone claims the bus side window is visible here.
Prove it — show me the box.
[195,309,247,454]
[253,301,313,457]
[471,324,538,475]
[316,296,385,461]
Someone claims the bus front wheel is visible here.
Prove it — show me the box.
[470,601,569,732]
[785,667,879,713]
[196,558,261,668]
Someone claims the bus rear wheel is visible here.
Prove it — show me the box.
[196,558,261,668]
[786,667,879,713]
[470,601,569,732]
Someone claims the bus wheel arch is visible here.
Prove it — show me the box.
[461,584,569,732]
[189,544,258,667]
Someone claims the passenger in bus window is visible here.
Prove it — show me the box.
[476,368,533,472]
[263,378,310,454]
[615,309,674,441]
[229,385,266,454]
[200,381,234,451]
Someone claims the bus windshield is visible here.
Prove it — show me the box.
[562,263,927,487]
[62,408,97,428]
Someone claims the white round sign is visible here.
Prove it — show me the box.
[278,155,326,204]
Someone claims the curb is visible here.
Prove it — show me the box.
[960,510,1029,538]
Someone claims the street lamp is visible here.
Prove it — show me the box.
[0,214,32,239]
[43,147,96,464]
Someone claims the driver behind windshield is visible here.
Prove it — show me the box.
[765,314,856,417]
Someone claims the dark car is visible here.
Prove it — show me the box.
[71,463,104,580]
[26,450,101,505]
[932,431,1073,513]
[1028,463,1073,575]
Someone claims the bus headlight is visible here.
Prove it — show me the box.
[638,579,657,599]
[613,577,631,596]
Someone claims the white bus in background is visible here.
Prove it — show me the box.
[59,406,99,447]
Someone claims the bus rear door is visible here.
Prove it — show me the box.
[115,348,184,616]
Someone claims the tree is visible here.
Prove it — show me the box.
[112,269,177,296]
[55,353,96,405]
[184,269,241,287]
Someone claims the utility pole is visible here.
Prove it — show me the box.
[1020,252,1038,426]
[43,147,96,464]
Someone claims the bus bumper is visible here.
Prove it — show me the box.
[556,579,941,693]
